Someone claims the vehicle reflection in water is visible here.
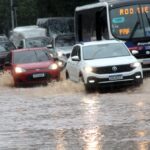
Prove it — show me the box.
[138,141,149,150]
[81,97,102,150]
[81,128,102,150]
[136,102,144,107]
[136,101,145,120]
[136,101,149,150]
[137,131,148,150]
[55,130,66,150]
[137,131,145,137]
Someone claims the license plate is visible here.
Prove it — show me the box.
[33,73,45,78]
[109,75,123,81]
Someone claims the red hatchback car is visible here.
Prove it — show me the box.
[4,47,60,86]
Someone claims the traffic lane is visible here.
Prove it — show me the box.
[0,79,150,149]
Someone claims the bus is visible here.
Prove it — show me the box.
[75,0,150,71]
[36,17,74,37]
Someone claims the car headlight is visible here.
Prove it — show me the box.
[57,61,63,67]
[48,63,58,70]
[84,66,93,73]
[130,62,141,68]
[15,67,26,73]
[57,51,63,57]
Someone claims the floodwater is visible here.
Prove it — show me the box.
[0,72,150,149]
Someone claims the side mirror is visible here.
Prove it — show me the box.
[72,56,80,61]
[131,50,139,55]
[17,45,23,49]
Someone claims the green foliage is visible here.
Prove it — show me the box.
[0,0,98,34]
[17,0,38,25]
[0,0,11,34]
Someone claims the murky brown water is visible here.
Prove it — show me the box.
[0,72,150,149]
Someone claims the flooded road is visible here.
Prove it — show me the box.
[0,73,150,149]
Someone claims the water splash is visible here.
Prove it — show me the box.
[0,72,14,87]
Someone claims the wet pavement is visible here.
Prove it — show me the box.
[0,73,150,149]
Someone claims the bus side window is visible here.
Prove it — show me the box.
[77,14,82,42]
[96,8,109,40]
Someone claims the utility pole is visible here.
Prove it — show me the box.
[10,0,15,30]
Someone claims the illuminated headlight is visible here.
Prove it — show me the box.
[84,66,93,73]
[48,63,58,70]
[130,62,141,68]
[15,67,26,73]
[57,61,63,67]
[57,51,63,57]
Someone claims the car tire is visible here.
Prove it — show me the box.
[134,78,143,86]
[57,75,61,81]
[14,82,20,87]
[66,71,69,80]
[84,83,95,92]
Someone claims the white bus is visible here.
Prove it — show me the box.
[36,17,74,37]
[75,0,150,71]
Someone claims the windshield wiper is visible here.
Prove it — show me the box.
[129,12,141,39]
[144,12,150,26]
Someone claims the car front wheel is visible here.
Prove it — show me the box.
[134,78,143,86]
[84,83,96,92]
[66,71,69,80]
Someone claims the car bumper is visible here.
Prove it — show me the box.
[84,69,143,87]
[13,70,60,85]
[139,58,150,72]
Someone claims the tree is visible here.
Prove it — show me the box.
[0,0,98,34]
[0,0,11,35]
[16,0,38,25]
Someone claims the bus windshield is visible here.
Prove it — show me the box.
[110,4,150,40]
[48,20,74,35]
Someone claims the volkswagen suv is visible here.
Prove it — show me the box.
[66,40,143,91]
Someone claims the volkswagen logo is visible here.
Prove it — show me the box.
[112,66,117,72]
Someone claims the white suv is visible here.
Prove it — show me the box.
[66,40,143,90]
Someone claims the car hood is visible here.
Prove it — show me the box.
[0,51,9,58]
[84,56,138,67]
[56,46,72,54]
[14,61,53,70]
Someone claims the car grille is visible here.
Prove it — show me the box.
[26,68,47,72]
[92,64,133,74]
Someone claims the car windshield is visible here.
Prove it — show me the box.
[83,43,130,60]
[0,36,8,42]
[55,36,75,47]
[0,45,6,52]
[13,49,52,64]
[25,37,51,48]
[0,41,16,51]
